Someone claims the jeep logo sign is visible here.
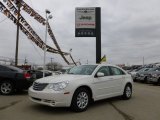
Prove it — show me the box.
[75,7,96,37]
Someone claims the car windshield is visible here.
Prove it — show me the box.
[68,65,97,75]
[138,68,149,72]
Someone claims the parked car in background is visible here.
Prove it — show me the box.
[147,68,160,85]
[0,64,32,95]
[134,68,150,81]
[129,69,141,81]
[29,64,133,112]
[27,70,52,79]
[52,71,62,75]
[136,67,160,83]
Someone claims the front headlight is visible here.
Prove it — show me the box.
[47,81,69,91]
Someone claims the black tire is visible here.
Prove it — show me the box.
[133,78,137,82]
[71,88,91,112]
[0,81,14,95]
[122,84,132,100]
[157,78,160,85]
[144,77,148,83]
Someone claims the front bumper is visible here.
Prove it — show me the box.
[28,87,73,107]
[148,77,158,83]
[131,75,136,80]
[137,76,145,81]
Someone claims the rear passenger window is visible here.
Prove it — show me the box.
[110,67,125,75]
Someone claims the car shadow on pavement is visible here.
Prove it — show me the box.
[29,96,124,114]
[0,90,28,96]
[16,90,28,94]
[90,96,123,108]
[31,104,72,114]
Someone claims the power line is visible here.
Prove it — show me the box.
[29,39,43,59]
[0,17,8,24]
[20,36,43,60]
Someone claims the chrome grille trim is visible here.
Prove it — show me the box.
[33,82,48,91]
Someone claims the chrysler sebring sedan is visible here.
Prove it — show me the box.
[29,64,133,112]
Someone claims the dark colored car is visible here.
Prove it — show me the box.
[0,64,32,95]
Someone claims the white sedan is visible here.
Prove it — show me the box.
[29,64,133,112]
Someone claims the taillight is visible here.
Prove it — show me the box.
[24,73,31,79]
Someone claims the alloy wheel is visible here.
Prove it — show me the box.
[77,92,89,109]
[0,82,13,95]
[126,86,132,98]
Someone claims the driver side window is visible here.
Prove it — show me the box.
[97,66,110,76]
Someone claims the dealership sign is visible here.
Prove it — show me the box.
[75,7,96,37]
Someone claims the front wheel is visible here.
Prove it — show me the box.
[0,81,14,95]
[71,88,90,112]
[122,84,132,100]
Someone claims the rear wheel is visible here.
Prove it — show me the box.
[133,78,137,82]
[122,84,132,100]
[157,78,160,85]
[71,88,90,112]
[0,81,14,95]
[144,77,148,83]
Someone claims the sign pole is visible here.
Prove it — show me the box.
[75,7,101,64]
[96,8,101,64]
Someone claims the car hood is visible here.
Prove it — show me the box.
[130,71,137,75]
[35,74,90,83]
[138,71,150,74]
[149,71,160,74]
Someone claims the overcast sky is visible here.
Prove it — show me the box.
[0,0,160,66]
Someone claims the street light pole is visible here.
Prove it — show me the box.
[43,10,52,77]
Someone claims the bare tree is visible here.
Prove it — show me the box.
[46,62,62,71]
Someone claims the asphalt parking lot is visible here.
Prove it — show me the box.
[0,82,160,120]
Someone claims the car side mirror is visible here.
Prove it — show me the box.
[96,72,104,77]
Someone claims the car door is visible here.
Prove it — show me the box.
[109,66,125,95]
[93,66,117,100]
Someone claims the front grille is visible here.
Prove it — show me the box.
[33,82,48,91]
[148,74,152,77]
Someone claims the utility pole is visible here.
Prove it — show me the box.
[79,59,81,65]
[143,57,144,66]
[24,57,27,65]
[15,0,21,66]
[50,57,54,71]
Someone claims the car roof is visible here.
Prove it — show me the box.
[79,64,118,67]
[0,64,23,72]
[77,64,123,70]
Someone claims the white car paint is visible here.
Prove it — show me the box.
[29,64,133,108]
